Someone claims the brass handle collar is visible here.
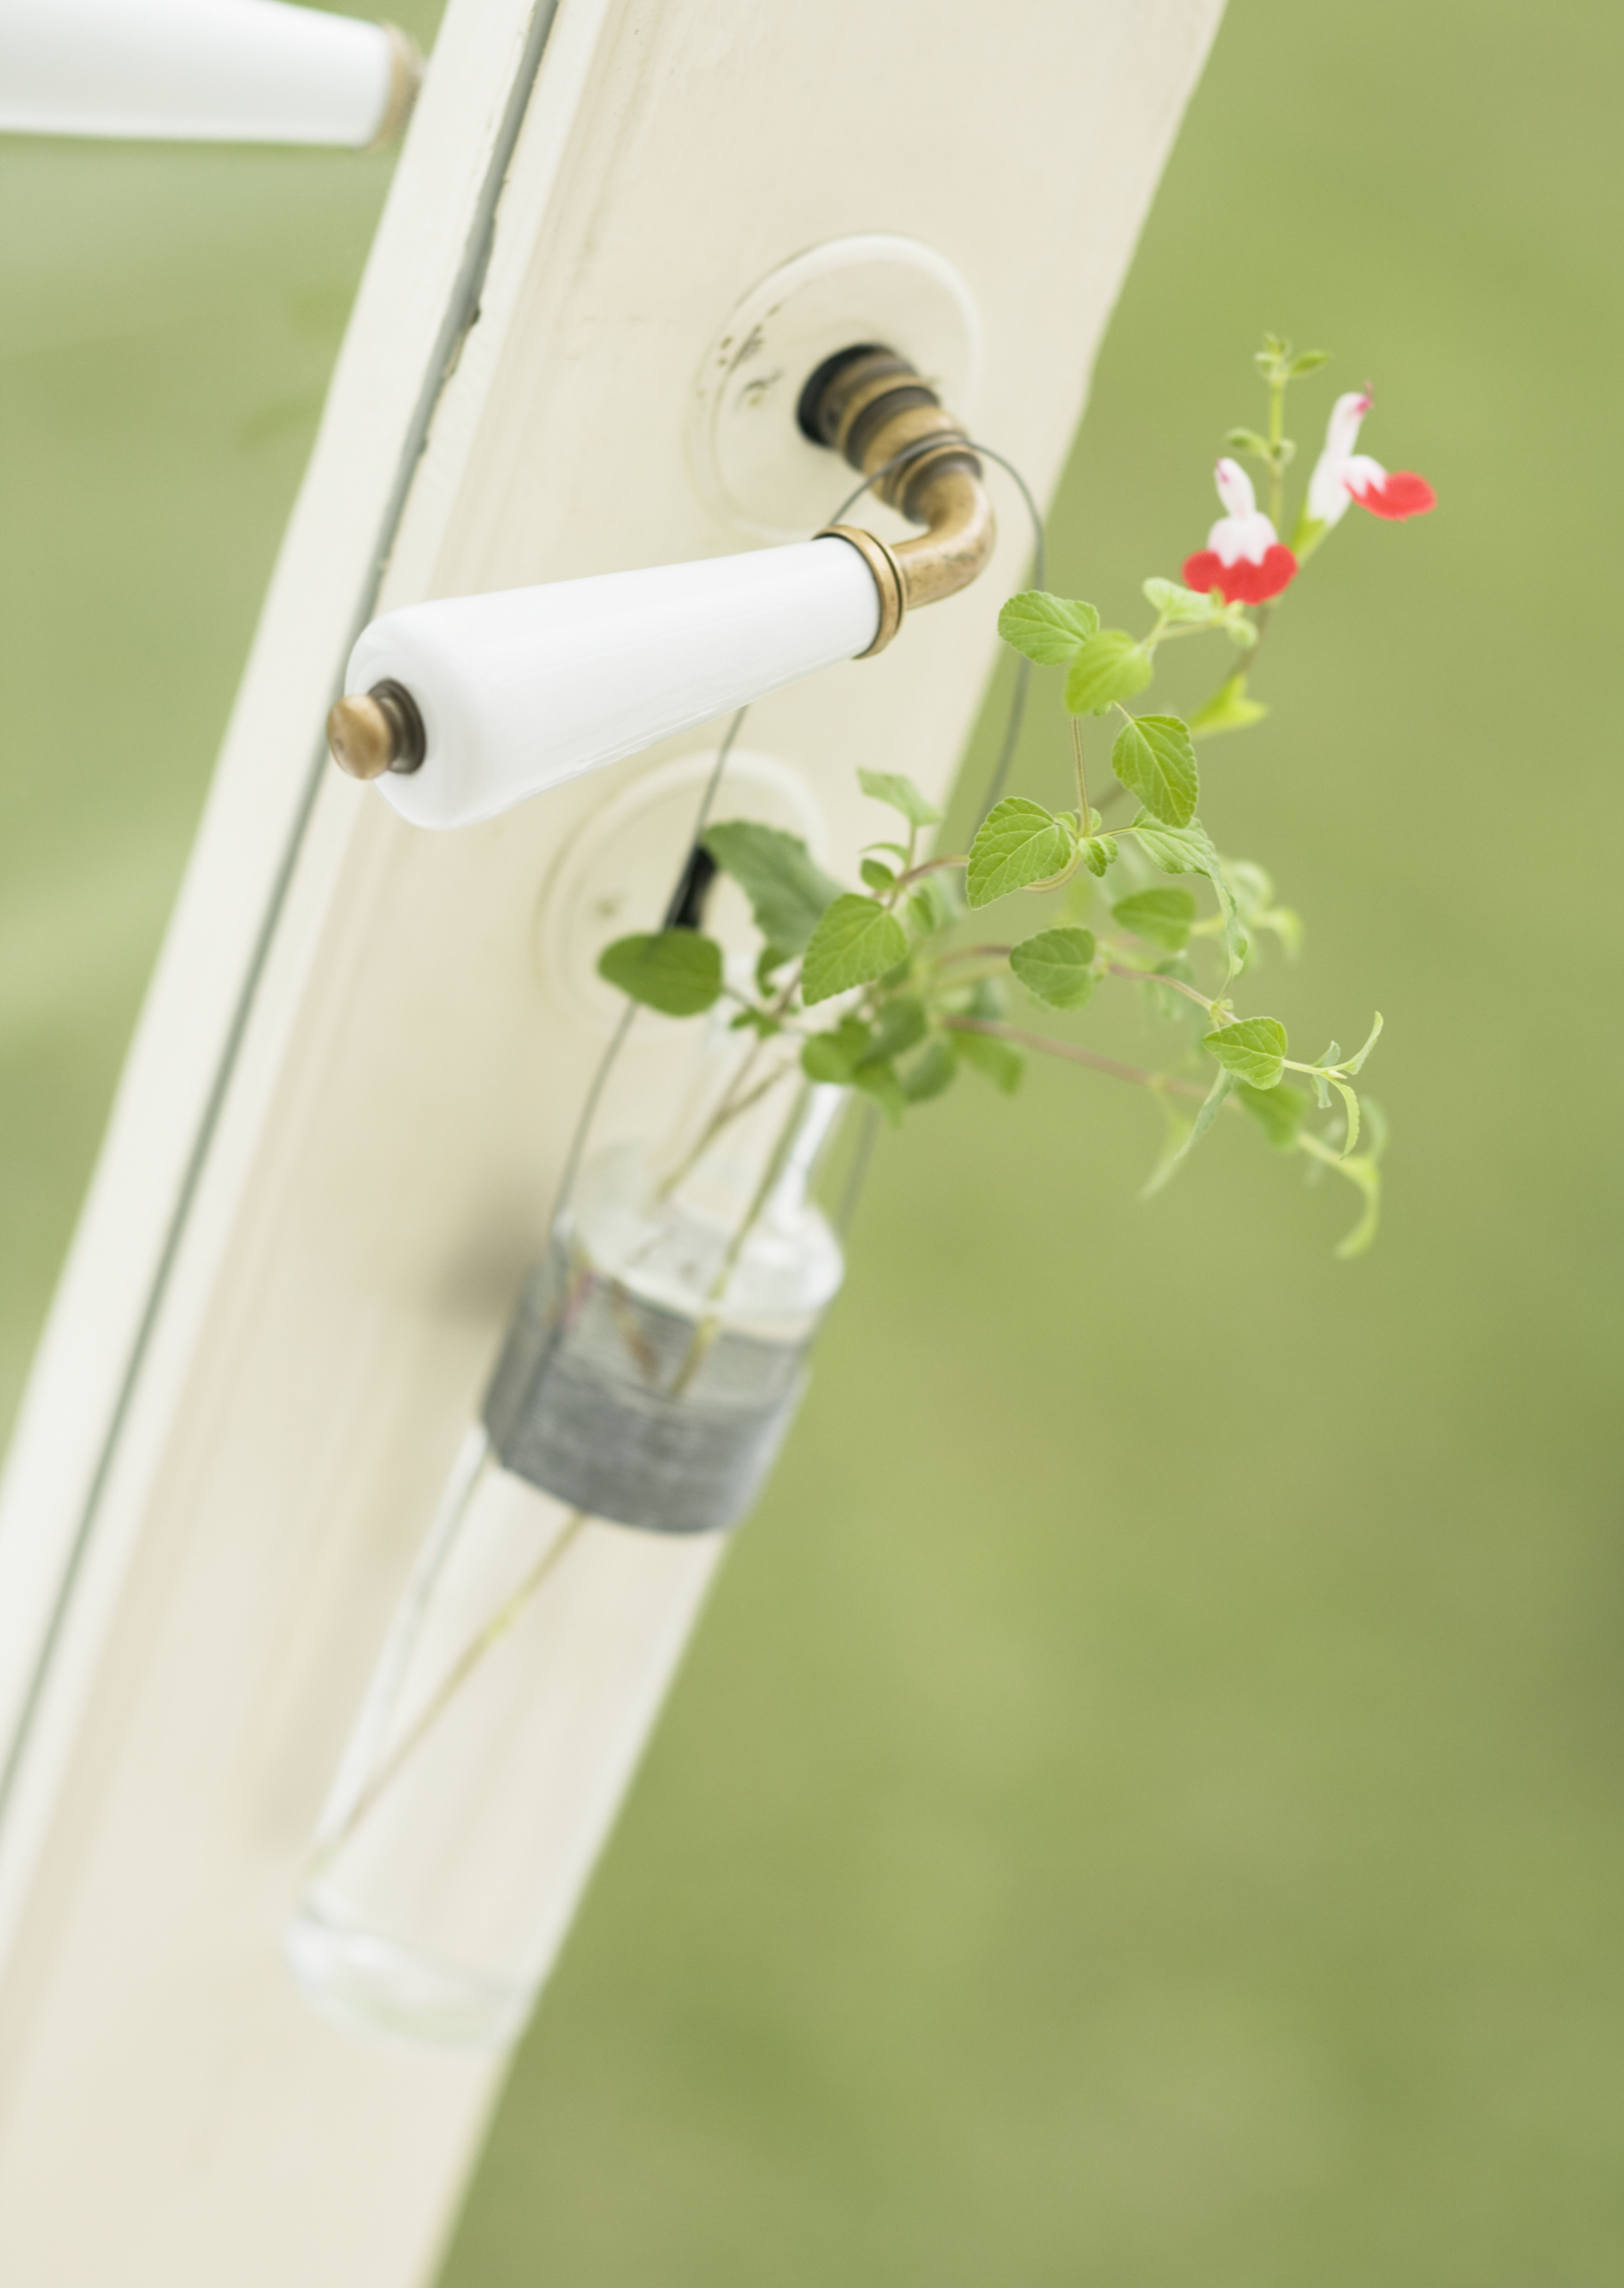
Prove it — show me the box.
[817,524,905,656]
[365,25,424,153]
[803,345,997,655]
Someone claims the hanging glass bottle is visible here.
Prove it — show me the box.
[285,1049,845,2049]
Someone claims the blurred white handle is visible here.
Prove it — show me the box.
[351,537,882,831]
[0,0,406,147]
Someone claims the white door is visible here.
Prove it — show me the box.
[0,2,1222,2279]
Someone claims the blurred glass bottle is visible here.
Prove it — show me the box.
[285,1052,845,2048]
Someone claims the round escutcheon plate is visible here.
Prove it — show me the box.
[689,235,981,542]
[535,747,828,1033]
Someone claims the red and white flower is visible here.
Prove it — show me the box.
[1182,458,1298,605]
[1307,390,1437,528]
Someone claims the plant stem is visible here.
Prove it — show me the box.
[1149,620,1224,645]
[893,853,969,892]
[1071,714,1092,830]
[883,820,921,911]
[311,1505,592,1872]
[666,1076,821,1405]
[945,1014,1211,1101]
[938,959,1017,991]
[1297,1128,1359,1170]
[1022,856,1083,896]
[1104,959,1216,1018]
[658,1031,796,1202]
[709,1080,812,1305]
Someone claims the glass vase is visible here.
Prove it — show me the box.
[286,1057,845,2049]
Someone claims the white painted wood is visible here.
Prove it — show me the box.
[0,1,1223,2280]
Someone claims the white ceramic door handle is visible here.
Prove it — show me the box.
[0,0,417,149]
[340,537,883,831]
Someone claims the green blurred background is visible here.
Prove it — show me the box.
[2,0,1620,2279]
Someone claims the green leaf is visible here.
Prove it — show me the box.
[1142,577,1219,623]
[1065,630,1154,715]
[1223,428,1273,461]
[1298,1094,1386,1226]
[966,976,1006,1021]
[701,821,844,955]
[1189,672,1269,740]
[1226,859,1275,913]
[1288,347,1329,375]
[900,1035,958,1104]
[997,590,1100,665]
[1330,1078,1361,1156]
[1260,904,1303,958]
[1142,1066,1235,1198]
[863,995,928,1063]
[1009,926,1097,1011]
[1111,887,1197,951]
[1225,861,1303,963]
[1079,834,1118,878]
[965,798,1076,909]
[952,1025,1024,1094]
[859,856,896,893]
[1143,961,1198,1026]
[1237,1079,1307,1149]
[596,931,724,1017]
[1323,1150,1382,1258]
[852,1059,907,1127]
[800,895,910,1005]
[1110,712,1199,827]
[800,1036,848,1083]
[906,873,957,937]
[1204,1015,1289,1089]
[1339,1011,1385,1075]
[755,943,792,993]
[1132,816,1218,876]
[857,766,942,829]
[1186,1070,1236,1155]
[800,1016,873,1084]
[1132,814,1248,979]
